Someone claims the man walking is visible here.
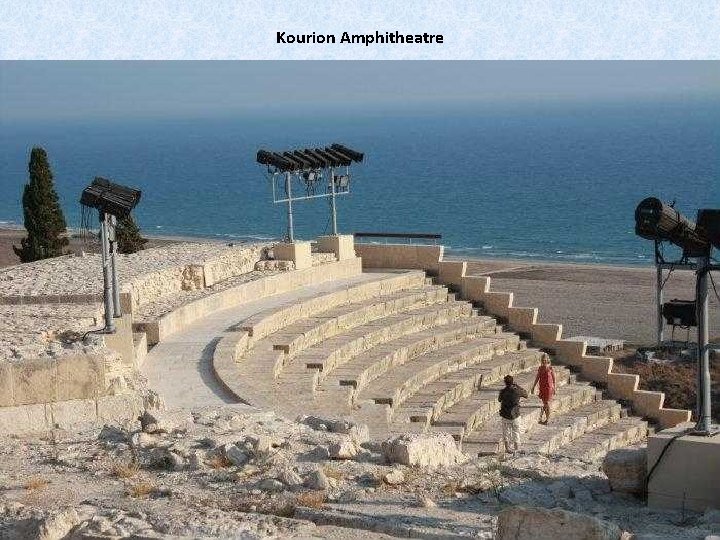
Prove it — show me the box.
[498,374,528,454]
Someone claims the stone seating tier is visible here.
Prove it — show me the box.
[200,263,660,462]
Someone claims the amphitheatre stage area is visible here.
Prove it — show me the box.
[0,234,717,539]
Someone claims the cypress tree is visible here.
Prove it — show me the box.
[13,147,69,262]
[116,214,148,254]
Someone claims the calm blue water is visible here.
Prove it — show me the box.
[1,100,718,265]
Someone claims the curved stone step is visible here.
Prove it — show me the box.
[269,302,477,415]
[238,270,427,343]
[311,318,500,419]
[326,317,498,396]
[291,301,474,378]
[270,285,449,357]
[393,348,544,429]
[519,399,623,455]
[554,417,648,462]
[361,333,520,410]
[430,366,575,440]
[462,392,614,455]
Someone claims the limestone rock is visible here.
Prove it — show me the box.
[602,447,647,494]
[496,506,622,540]
[381,432,466,468]
[257,478,285,493]
[328,438,359,460]
[279,469,303,488]
[223,444,250,467]
[139,410,193,435]
[305,469,329,491]
[298,415,370,443]
[27,509,80,540]
[383,469,405,485]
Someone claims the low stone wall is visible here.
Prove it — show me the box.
[354,243,444,275]
[0,393,145,434]
[0,348,133,408]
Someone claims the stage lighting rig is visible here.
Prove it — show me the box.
[634,197,720,435]
[256,143,364,241]
[80,177,142,333]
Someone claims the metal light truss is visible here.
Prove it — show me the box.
[256,143,364,240]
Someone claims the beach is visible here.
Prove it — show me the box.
[2,227,718,346]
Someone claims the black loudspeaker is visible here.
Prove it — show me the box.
[697,209,720,250]
[662,299,697,327]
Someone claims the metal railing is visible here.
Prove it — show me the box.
[353,232,442,245]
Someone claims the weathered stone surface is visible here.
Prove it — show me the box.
[382,432,466,468]
[257,478,285,492]
[298,415,370,443]
[602,447,647,494]
[328,438,359,460]
[383,469,405,485]
[496,506,622,540]
[223,444,250,467]
[140,410,194,434]
[305,469,329,490]
[20,509,80,540]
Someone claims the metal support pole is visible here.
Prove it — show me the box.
[109,215,121,318]
[656,264,664,345]
[100,213,116,333]
[329,167,338,235]
[695,256,712,433]
[285,172,294,242]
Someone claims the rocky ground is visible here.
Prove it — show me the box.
[1,404,718,539]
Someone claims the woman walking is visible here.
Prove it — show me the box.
[532,354,556,424]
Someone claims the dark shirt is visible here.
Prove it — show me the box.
[498,384,528,420]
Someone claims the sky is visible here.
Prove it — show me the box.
[1,61,719,122]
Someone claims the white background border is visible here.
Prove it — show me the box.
[2,0,719,60]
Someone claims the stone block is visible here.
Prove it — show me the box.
[632,390,664,418]
[381,432,466,468]
[56,353,105,401]
[496,506,622,540]
[580,355,613,383]
[553,339,586,365]
[460,275,491,301]
[607,372,639,401]
[274,242,312,270]
[0,403,49,434]
[648,423,720,512]
[317,235,356,261]
[483,291,513,318]
[655,407,691,429]
[531,323,562,347]
[49,398,97,429]
[11,359,58,405]
[437,260,467,287]
[603,447,647,494]
[508,307,538,333]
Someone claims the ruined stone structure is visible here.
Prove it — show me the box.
[0,235,696,463]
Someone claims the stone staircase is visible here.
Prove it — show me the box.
[216,269,651,462]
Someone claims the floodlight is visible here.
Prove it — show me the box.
[634,197,710,257]
[80,177,141,219]
[697,209,720,249]
[256,143,364,239]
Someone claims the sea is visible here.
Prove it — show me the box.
[1,99,718,266]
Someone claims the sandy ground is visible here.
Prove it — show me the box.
[2,228,718,345]
[460,258,720,345]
